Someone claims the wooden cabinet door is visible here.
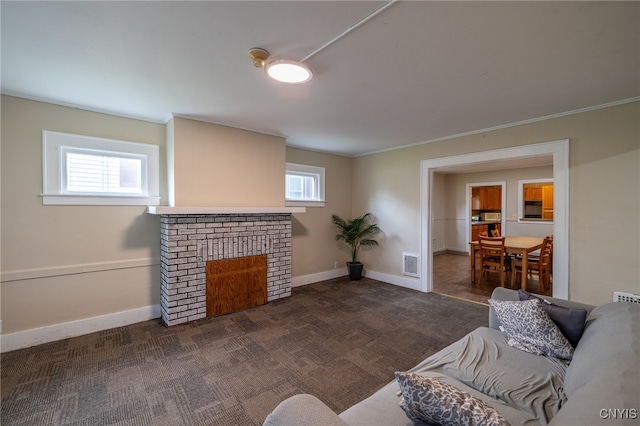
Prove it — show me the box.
[472,187,480,210]
[524,187,543,201]
[478,188,488,209]
[542,185,554,220]
[471,224,490,241]
[477,186,501,210]
[486,187,501,210]
[542,186,554,208]
[471,225,479,242]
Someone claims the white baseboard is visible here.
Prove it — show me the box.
[1,305,161,353]
[293,268,422,292]
[1,270,420,352]
[292,268,347,287]
[365,270,422,291]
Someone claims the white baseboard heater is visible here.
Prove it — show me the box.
[613,291,640,304]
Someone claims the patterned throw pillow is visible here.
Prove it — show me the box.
[488,299,574,360]
[395,372,511,426]
[517,290,588,347]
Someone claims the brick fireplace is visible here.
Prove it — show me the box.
[149,207,303,326]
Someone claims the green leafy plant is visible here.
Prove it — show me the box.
[331,213,381,264]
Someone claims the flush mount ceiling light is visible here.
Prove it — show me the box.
[265,60,313,84]
[248,48,312,84]
[248,1,398,85]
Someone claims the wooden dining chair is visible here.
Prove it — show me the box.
[511,236,552,291]
[478,236,510,288]
[546,235,554,275]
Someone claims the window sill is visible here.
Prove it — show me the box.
[42,194,161,206]
[285,200,326,208]
[518,218,554,224]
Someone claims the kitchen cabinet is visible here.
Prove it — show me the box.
[483,187,501,210]
[471,223,501,241]
[524,187,543,201]
[542,185,553,208]
[471,187,480,210]
[473,186,502,210]
[542,185,554,220]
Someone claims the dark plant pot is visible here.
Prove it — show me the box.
[347,262,364,281]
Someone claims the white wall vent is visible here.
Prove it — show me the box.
[613,291,640,304]
[403,252,420,277]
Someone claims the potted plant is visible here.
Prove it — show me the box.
[331,212,381,281]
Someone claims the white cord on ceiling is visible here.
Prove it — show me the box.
[300,0,399,63]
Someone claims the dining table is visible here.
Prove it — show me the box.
[469,236,544,291]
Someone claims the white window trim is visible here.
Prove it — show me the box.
[285,162,325,207]
[42,130,161,206]
[518,178,554,223]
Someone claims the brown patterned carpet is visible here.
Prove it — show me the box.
[1,277,488,425]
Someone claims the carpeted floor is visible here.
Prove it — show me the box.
[1,277,489,425]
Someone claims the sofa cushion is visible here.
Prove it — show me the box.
[550,302,640,425]
[562,301,640,398]
[489,299,574,360]
[518,290,587,347]
[263,394,348,426]
[407,327,567,423]
[395,372,510,426]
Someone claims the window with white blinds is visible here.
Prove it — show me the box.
[63,149,144,195]
[42,131,160,205]
[285,162,325,207]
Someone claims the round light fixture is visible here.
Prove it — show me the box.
[248,48,312,84]
[265,60,313,84]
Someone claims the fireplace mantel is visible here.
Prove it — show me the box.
[147,206,305,215]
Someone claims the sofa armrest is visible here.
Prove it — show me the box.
[263,394,348,426]
[489,288,595,330]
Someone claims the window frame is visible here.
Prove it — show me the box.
[517,178,554,223]
[42,130,161,206]
[285,162,325,207]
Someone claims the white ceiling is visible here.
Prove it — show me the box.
[1,1,638,157]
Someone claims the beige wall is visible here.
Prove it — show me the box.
[170,117,285,207]
[1,95,166,333]
[0,96,351,338]
[286,147,352,277]
[2,94,637,339]
[440,166,554,252]
[352,101,639,305]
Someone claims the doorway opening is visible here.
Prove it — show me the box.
[467,182,506,243]
[420,139,569,301]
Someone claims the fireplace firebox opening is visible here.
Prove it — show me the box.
[206,254,267,317]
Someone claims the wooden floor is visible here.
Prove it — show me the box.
[432,252,552,305]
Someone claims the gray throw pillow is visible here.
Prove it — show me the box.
[517,290,587,347]
[488,299,574,360]
[395,372,511,426]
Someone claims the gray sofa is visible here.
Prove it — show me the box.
[264,287,640,425]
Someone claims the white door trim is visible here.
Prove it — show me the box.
[420,139,569,299]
